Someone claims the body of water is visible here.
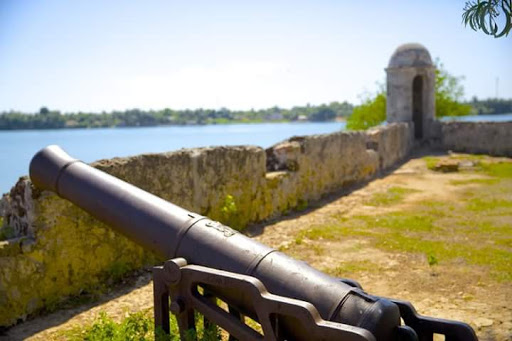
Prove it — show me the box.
[0,122,346,194]
[442,113,512,122]
[2,113,511,195]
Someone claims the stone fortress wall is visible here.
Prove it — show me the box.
[440,121,512,156]
[0,42,511,326]
[0,123,413,326]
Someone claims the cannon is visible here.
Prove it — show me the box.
[29,145,477,341]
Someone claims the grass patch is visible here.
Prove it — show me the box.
[61,309,219,341]
[423,156,441,170]
[291,163,512,282]
[427,254,438,266]
[366,186,418,206]
[107,262,132,283]
[62,310,156,341]
[496,237,512,248]
[457,219,512,236]
[375,233,512,281]
[277,154,512,289]
[301,212,437,242]
[480,161,512,178]
[420,200,452,217]
[450,178,499,186]
[298,221,371,242]
[466,198,512,212]
[325,260,378,277]
[311,243,325,256]
[296,199,308,211]
[357,213,436,233]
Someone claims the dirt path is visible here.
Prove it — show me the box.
[3,154,512,341]
[250,155,512,341]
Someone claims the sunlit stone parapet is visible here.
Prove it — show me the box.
[0,124,414,327]
[441,121,512,157]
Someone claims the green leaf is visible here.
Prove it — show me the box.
[495,1,512,37]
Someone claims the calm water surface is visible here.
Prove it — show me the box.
[2,114,510,195]
[442,113,512,122]
[0,122,345,194]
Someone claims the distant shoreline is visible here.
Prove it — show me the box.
[0,118,351,131]
[2,113,512,132]
[2,98,509,131]
[0,119,348,132]
[0,102,354,131]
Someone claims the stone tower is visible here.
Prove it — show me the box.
[386,43,436,140]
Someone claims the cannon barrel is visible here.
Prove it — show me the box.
[30,145,401,340]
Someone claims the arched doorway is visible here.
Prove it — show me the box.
[412,75,423,139]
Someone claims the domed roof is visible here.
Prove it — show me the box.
[388,43,433,69]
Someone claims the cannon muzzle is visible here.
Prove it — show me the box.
[30,145,196,258]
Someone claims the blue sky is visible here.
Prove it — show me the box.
[1,0,511,113]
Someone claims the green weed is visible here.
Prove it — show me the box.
[326,260,378,277]
[466,198,512,212]
[427,254,438,266]
[357,213,436,233]
[366,186,418,206]
[480,161,512,179]
[496,237,512,248]
[221,194,237,218]
[107,262,131,282]
[374,232,511,279]
[220,194,242,230]
[296,199,308,211]
[63,310,156,341]
[299,223,366,241]
[311,243,324,256]
[61,310,220,341]
[450,178,499,186]
[423,156,441,170]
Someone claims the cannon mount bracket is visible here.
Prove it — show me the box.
[153,258,476,341]
[153,258,376,341]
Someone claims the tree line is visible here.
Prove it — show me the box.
[0,102,353,130]
[468,98,512,116]
[0,97,510,131]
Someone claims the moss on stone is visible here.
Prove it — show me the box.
[0,191,160,326]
